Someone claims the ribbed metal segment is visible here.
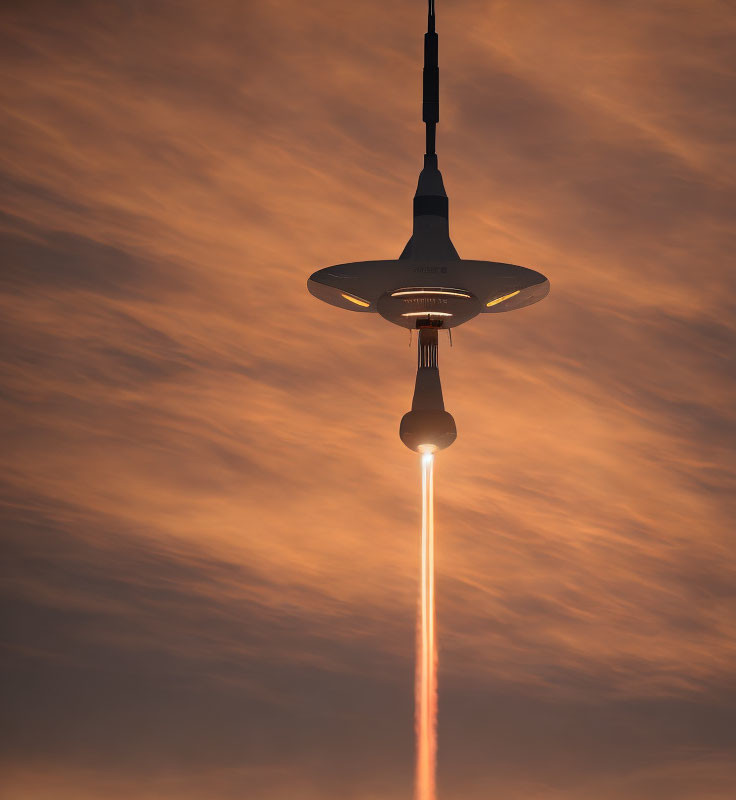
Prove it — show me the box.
[418,327,439,369]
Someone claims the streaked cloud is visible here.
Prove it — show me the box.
[1,0,734,796]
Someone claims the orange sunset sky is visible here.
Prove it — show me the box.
[1,1,735,798]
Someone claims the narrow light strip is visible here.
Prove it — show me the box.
[392,289,471,298]
[341,292,370,307]
[401,311,453,317]
[486,289,520,307]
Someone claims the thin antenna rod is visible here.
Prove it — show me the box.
[423,0,439,156]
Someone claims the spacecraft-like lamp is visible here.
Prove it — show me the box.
[308,1,549,451]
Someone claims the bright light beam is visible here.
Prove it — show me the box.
[416,451,437,800]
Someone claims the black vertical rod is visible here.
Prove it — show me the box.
[423,2,439,155]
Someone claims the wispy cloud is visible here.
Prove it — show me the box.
[1,0,734,796]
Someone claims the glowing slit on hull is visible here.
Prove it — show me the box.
[341,292,370,307]
[392,289,471,298]
[416,451,437,800]
[402,311,453,317]
[486,289,520,307]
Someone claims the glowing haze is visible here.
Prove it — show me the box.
[1,1,735,798]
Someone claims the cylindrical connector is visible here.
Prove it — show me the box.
[400,327,456,452]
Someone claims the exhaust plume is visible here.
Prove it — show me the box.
[416,451,437,800]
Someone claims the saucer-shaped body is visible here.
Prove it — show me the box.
[307,259,549,329]
[308,155,549,329]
